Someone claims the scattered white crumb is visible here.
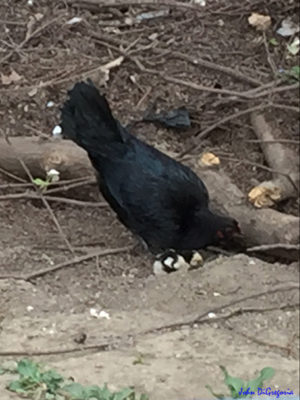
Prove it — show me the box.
[46,101,55,108]
[27,0,33,5]
[213,292,221,297]
[52,125,62,137]
[193,0,206,5]
[98,310,110,319]
[26,305,34,312]
[90,308,110,319]
[66,17,83,25]
[249,259,256,265]
[148,33,158,41]
[208,312,217,319]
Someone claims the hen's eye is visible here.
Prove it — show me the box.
[216,230,224,239]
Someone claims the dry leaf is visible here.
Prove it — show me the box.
[287,37,300,56]
[277,18,299,37]
[34,13,44,21]
[25,16,36,41]
[199,152,220,167]
[28,87,38,97]
[248,13,271,31]
[248,184,281,208]
[1,69,22,85]
[100,56,124,73]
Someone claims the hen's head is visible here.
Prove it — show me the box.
[213,216,241,244]
[191,210,242,248]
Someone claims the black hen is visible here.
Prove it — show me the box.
[61,81,240,252]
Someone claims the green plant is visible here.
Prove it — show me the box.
[269,38,279,46]
[287,65,300,81]
[3,359,148,400]
[33,169,60,192]
[282,65,300,82]
[33,177,52,191]
[206,365,275,399]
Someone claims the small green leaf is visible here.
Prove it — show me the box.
[85,383,112,399]
[8,380,27,393]
[6,359,148,399]
[139,394,149,400]
[41,369,64,393]
[62,382,88,399]
[17,359,40,381]
[45,394,56,400]
[289,65,300,81]
[205,384,225,399]
[33,178,47,186]
[220,366,245,397]
[114,388,135,400]
[246,367,275,392]
[269,38,278,46]
[259,367,275,381]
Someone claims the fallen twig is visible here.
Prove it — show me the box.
[270,103,299,113]
[0,342,119,357]
[69,0,204,12]
[263,32,278,77]
[154,49,262,87]
[247,243,300,252]
[0,182,35,190]
[47,178,96,194]
[0,192,107,207]
[0,166,26,183]
[179,104,269,158]
[0,15,65,65]
[0,245,133,281]
[132,57,299,100]
[254,82,299,98]
[245,139,300,144]
[179,102,300,158]
[147,283,299,332]
[133,58,256,98]
[196,303,299,326]
[225,326,298,358]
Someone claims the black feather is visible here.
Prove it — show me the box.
[61,81,240,252]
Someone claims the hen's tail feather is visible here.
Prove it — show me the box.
[60,80,123,154]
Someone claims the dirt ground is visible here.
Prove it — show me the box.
[0,0,299,399]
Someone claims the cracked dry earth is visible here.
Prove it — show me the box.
[0,253,299,399]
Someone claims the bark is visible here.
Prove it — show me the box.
[0,136,299,248]
[249,112,299,207]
